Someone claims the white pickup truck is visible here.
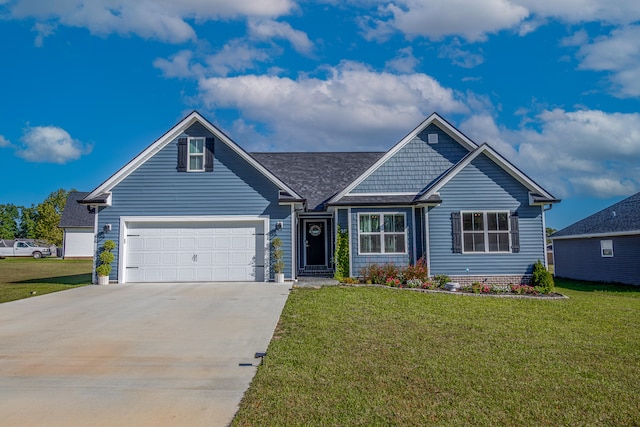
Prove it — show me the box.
[0,240,52,259]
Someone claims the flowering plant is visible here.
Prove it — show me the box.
[385,277,401,287]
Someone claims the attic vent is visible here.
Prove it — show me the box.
[427,133,438,144]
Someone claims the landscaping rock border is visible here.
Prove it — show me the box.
[339,283,569,299]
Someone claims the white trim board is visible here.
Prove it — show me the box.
[551,230,640,240]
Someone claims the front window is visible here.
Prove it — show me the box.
[462,211,510,253]
[600,240,613,257]
[188,137,205,171]
[359,213,406,254]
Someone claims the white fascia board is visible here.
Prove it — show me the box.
[328,113,477,204]
[120,215,269,223]
[551,230,640,240]
[86,111,302,201]
[419,144,556,202]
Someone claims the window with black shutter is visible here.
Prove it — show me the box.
[452,210,519,253]
[177,136,214,172]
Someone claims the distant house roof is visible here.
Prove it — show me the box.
[552,192,640,239]
[250,152,384,211]
[59,191,95,228]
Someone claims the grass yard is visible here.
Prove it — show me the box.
[233,279,640,426]
[0,257,92,303]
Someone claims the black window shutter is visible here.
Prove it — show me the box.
[510,211,520,253]
[205,137,214,172]
[451,211,462,253]
[177,137,188,172]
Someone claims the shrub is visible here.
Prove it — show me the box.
[432,274,451,288]
[421,281,438,290]
[511,284,538,295]
[530,260,554,294]
[342,277,360,284]
[403,258,429,282]
[361,263,385,284]
[96,240,115,277]
[333,227,349,281]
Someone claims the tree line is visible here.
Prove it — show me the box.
[0,189,70,247]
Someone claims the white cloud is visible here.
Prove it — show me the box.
[576,25,640,97]
[385,47,419,73]
[516,0,640,25]
[248,19,314,54]
[461,109,640,198]
[361,0,640,44]
[560,29,588,47]
[0,135,10,147]
[16,126,92,164]
[153,50,199,78]
[439,40,484,68]
[32,22,56,47]
[197,61,467,150]
[5,0,296,43]
[369,0,529,42]
[154,41,273,79]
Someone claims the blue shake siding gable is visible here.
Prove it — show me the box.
[97,122,292,281]
[427,154,545,276]
[351,124,469,194]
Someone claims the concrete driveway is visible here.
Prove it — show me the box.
[0,282,290,426]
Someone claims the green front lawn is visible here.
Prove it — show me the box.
[233,279,640,426]
[0,257,92,303]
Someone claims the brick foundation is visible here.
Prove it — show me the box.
[449,275,532,286]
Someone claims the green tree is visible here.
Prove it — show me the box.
[546,227,557,243]
[0,204,20,239]
[34,189,70,246]
[18,205,38,239]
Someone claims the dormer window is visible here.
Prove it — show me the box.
[188,138,205,172]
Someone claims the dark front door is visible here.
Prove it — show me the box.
[305,221,326,266]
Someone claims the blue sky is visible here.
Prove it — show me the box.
[1,0,639,230]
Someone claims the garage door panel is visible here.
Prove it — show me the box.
[145,237,162,250]
[215,237,230,249]
[125,220,264,283]
[143,253,161,265]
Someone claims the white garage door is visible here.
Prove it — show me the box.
[124,221,265,282]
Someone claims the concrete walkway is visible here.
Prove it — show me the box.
[0,282,290,427]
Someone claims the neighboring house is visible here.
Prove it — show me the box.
[59,191,95,259]
[552,192,640,286]
[80,111,559,284]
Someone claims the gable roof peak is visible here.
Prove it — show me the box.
[327,113,478,204]
[83,112,302,203]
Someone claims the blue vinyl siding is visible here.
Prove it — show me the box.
[428,154,545,276]
[350,207,414,276]
[554,235,640,285]
[96,122,292,281]
[351,124,469,193]
[337,209,348,231]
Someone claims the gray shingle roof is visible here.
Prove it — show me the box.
[552,191,640,238]
[250,152,384,211]
[59,191,95,228]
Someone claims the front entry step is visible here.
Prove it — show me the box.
[298,267,334,277]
